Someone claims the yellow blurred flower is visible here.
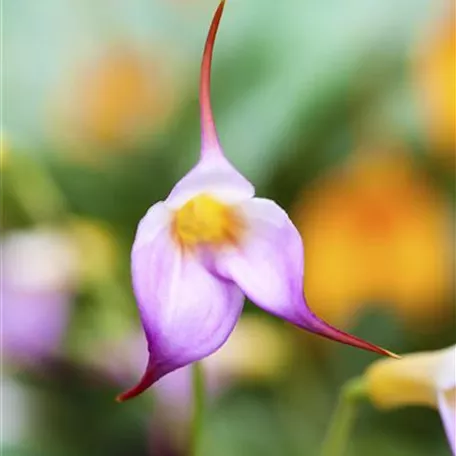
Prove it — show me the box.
[207,313,294,383]
[54,47,175,157]
[67,217,118,285]
[416,5,455,159]
[292,150,452,327]
[1,132,7,169]
[365,345,455,453]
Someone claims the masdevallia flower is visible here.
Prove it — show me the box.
[365,345,456,455]
[117,1,394,402]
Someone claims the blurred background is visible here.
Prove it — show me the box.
[2,0,455,455]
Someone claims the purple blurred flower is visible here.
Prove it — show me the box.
[2,230,77,366]
[118,1,393,402]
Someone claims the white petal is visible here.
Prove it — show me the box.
[438,390,456,455]
[165,156,254,209]
[436,345,456,454]
[132,202,171,252]
[436,345,456,391]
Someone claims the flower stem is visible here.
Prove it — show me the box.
[190,362,205,456]
[320,377,367,456]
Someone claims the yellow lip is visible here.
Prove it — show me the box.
[172,194,245,251]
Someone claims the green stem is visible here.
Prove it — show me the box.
[320,377,367,456]
[190,362,206,456]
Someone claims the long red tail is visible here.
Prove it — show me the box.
[307,311,399,358]
[200,0,225,152]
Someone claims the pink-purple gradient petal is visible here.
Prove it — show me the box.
[118,229,244,401]
[215,198,304,319]
[215,198,394,357]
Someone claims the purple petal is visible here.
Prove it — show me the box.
[215,198,304,318]
[165,156,254,209]
[215,198,394,357]
[118,218,244,401]
[438,391,456,455]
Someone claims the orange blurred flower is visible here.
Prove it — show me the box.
[292,150,452,328]
[55,47,175,157]
[416,5,455,160]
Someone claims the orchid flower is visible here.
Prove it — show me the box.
[117,0,394,402]
[365,345,456,455]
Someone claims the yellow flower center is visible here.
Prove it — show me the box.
[172,194,245,250]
